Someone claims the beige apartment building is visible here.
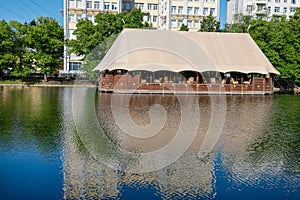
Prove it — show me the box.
[63,0,220,72]
[227,0,300,24]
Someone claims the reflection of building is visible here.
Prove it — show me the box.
[227,0,300,24]
[62,93,215,199]
[62,0,221,73]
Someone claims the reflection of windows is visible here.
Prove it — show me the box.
[112,2,117,10]
[171,6,176,14]
[171,19,176,27]
[86,1,92,9]
[94,1,100,9]
[104,2,110,10]
[69,62,81,71]
[69,14,75,22]
[194,7,199,15]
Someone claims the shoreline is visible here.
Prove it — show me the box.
[0,83,97,88]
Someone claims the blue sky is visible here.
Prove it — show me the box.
[0,0,227,28]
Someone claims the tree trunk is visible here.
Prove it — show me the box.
[44,72,48,82]
[0,69,3,80]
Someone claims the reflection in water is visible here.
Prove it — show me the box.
[0,86,299,199]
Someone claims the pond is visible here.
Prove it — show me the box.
[0,86,299,199]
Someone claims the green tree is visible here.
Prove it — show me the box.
[199,15,220,32]
[24,17,64,81]
[179,24,189,31]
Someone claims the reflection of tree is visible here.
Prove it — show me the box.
[0,86,62,155]
[247,95,300,172]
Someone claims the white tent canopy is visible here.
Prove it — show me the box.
[93,29,279,75]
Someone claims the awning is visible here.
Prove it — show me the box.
[93,29,280,75]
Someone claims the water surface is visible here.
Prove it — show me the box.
[0,86,299,199]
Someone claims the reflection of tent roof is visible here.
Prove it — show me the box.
[93,29,279,75]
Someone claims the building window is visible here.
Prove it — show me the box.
[291,0,296,4]
[283,7,287,13]
[94,1,100,10]
[178,20,183,28]
[153,4,158,10]
[87,14,93,21]
[134,3,144,9]
[267,6,271,13]
[112,2,117,10]
[148,3,152,10]
[247,5,252,12]
[187,7,192,15]
[77,0,83,9]
[210,8,215,15]
[194,7,199,15]
[69,62,81,71]
[69,14,75,22]
[148,15,152,22]
[203,7,208,16]
[290,7,296,13]
[275,0,280,3]
[76,14,82,22]
[171,6,176,14]
[153,16,157,22]
[104,2,110,10]
[86,1,92,9]
[171,19,177,28]
[194,20,200,29]
[125,2,130,10]
[187,20,192,28]
[178,6,183,14]
[69,0,75,8]
[274,7,280,13]
[284,0,287,3]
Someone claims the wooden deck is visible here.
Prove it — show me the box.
[98,75,274,95]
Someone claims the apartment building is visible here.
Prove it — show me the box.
[159,0,219,31]
[63,0,220,72]
[227,0,300,24]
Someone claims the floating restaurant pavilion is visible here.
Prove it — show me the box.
[94,29,279,95]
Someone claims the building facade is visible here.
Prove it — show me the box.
[227,0,300,24]
[63,0,220,72]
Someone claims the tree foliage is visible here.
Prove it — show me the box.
[199,15,220,32]
[68,9,150,79]
[0,17,63,80]
[179,24,189,31]
[224,8,300,84]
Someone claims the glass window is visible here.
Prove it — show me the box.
[275,0,280,3]
[290,7,296,13]
[284,0,287,3]
[86,1,92,9]
[153,16,157,22]
[171,6,176,14]
[104,2,110,10]
[69,62,81,71]
[187,7,192,15]
[187,20,192,28]
[94,1,100,10]
[178,6,183,14]
[153,4,158,10]
[274,7,280,12]
[112,2,117,10]
[194,20,200,29]
[76,0,83,8]
[171,19,177,28]
[69,0,75,8]
[87,14,93,21]
[283,7,287,13]
[69,14,75,22]
[291,0,296,4]
[125,2,131,10]
[247,5,252,11]
[210,8,215,15]
[76,14,82,22]
[194,7,199,15]
[148,15,152,22]
[148,3,152,10]
[203,7,208,15]
[178,20,183,28]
